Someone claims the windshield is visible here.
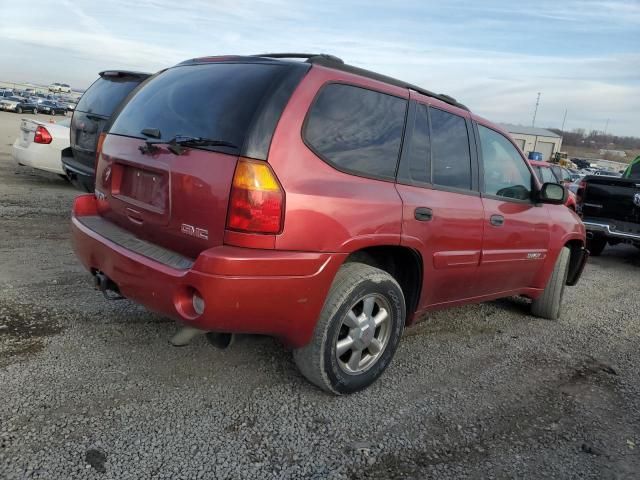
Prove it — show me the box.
[109,63,288,150]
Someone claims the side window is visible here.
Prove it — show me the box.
[541,167,558,184]
[304,84,407,180]
[398,103,430,184]
[478,125,533,201]
[430,107,472,190]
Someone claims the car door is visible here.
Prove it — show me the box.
[395,98,484,307]
[475,123,551,295]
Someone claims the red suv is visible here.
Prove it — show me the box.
[71,54,588,394]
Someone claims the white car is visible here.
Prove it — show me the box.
[48,83,71,93]
[12,118,71,176]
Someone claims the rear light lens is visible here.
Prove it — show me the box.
[95,132,106,167]
[226,159,284,234]
[34,126,52,144]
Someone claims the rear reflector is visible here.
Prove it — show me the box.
[34,126,52,144]
[226,159,284,234]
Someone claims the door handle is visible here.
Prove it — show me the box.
[490,214,505,227]
[414,207,433,222]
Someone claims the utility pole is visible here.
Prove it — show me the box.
[532,92,541,127]
[560,109,567,134]
[603,118,609,137]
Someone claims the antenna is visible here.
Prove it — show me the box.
[532,92,541,127]
[560,109,567,135]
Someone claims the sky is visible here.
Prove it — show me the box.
[0,0,638,136]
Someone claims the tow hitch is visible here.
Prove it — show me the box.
[93,271,125,301]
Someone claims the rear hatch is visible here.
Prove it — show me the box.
[582,176,640,226]
[95,60,308,259]
[67,71,150,182]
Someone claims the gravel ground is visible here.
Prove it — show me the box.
[0,110,639,479]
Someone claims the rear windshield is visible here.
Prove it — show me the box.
[76,76,146,117]
[108,63,287,149]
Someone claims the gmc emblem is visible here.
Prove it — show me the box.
[181,223,209,240]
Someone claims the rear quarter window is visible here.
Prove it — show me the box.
[303,83,407,180]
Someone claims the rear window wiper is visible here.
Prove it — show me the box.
[139,134,238,155]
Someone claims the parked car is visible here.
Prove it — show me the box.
[1,89,15,98]
[593,169,622,177]
[37,100,67,116]
[529,160,577,210]
[12,118,72,176]
[577,166,640,255]
[0,96,38,114]
[65,70,151,192]
[70,54,587,394]
[49,83,71,93]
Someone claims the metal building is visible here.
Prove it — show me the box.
[499,124,563,161]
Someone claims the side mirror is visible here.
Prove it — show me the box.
[538,182,566,205]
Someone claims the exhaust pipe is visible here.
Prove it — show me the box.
[93,271,124,300]
[586,231,594,240]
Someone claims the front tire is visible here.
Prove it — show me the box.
[16,106,22,114]
[531,247,570,320]
[293,262,405,394]
[50,109,56,116]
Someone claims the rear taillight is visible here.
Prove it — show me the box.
[95,132,106,168]
[226,159,284,234]
[34,126,52,144]
[576,180,587,204]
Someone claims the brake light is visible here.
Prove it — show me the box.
[226,159,284,234]
[34,126,52,144]
[95,132,106,168]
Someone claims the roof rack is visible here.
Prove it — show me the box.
[253,53,467,111]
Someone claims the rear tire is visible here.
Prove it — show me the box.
[50,109,56,116]
[587,236,606,256]
[293,262,405,394]
[531,247,570,320]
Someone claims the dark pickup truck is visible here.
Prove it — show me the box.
[578,172,640,255]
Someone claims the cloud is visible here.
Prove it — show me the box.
[0,0,637,135]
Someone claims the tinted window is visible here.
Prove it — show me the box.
[533,166,556,184]
[479,125,533,200]
[430,108,472,190]
[401,103,430,183]
[542,166,559,183]
[76,76,147,118]
[304,84,407,180]
[110,64,287,150]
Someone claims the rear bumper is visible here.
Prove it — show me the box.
[583,219,640,242]
[12,141,65,175]
[62,155,95,192]
[71,195,344,348]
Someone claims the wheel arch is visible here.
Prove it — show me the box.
[343,245,423,324]
[564,238,586,286]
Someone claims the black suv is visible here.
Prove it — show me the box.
[64,70,151,192]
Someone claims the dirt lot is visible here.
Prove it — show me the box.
[0,110,639,479]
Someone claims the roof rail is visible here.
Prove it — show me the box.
[306,55,469,111]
